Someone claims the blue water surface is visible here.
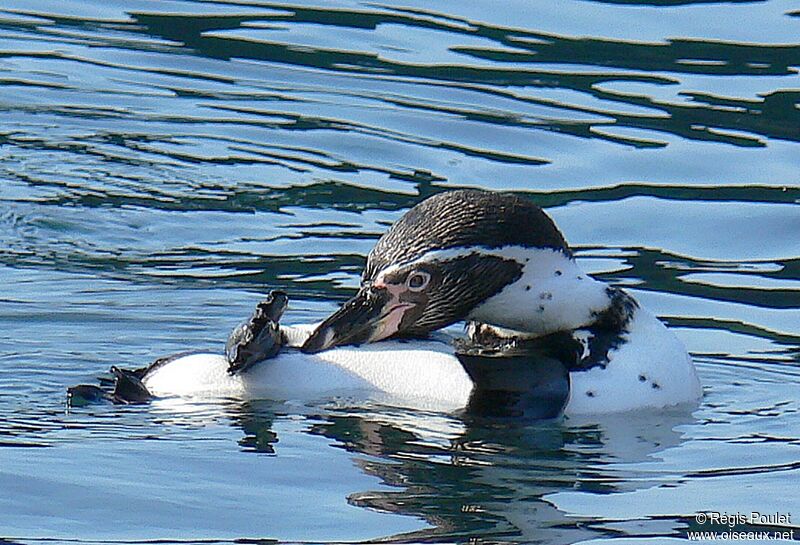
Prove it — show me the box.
[1,0,799,543]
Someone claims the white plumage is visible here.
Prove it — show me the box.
[143,334,473,412]
[142,311,701,416]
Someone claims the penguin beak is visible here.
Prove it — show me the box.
[301,285,415,353]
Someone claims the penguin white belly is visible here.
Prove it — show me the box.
[142,338,474,412]
[141,322,700,415]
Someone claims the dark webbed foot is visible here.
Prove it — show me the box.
[226,290,289,375]
[67,366,153,406]
[455,323,581,420]
[110,366,152,404]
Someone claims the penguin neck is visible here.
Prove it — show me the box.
[467,247,615,337]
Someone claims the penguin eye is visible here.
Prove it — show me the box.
[406,271,431,292]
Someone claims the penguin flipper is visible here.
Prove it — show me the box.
[226,291,289,375]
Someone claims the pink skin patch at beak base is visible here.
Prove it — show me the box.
[367,280,416,342]
[368,303,414,342]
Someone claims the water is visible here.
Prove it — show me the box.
[1,0,799,543]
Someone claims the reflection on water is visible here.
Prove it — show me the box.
[1,0,799,543]
[306,406,695,543]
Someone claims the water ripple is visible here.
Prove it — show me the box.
[0,1,799,543]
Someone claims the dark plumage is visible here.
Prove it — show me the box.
[402,253,523,336]
[573,287,639,372]
[364,190,571,280]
